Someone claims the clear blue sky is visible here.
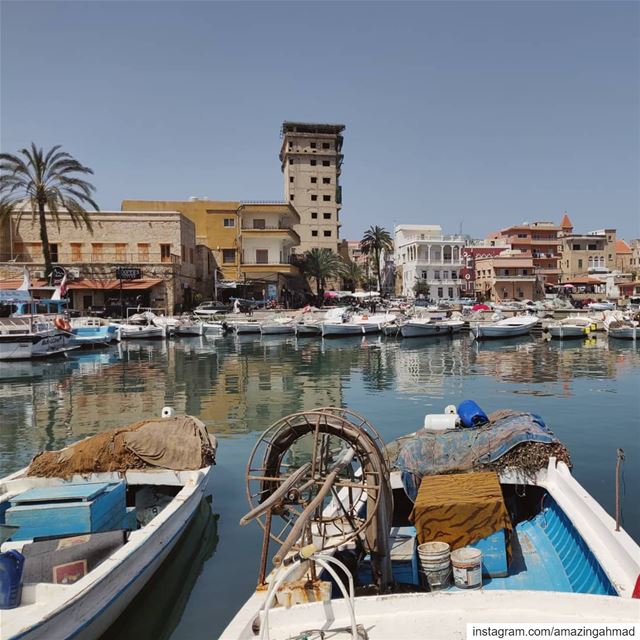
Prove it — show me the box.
[1,1,638,240]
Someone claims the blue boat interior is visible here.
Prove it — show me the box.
[334,485,616,597]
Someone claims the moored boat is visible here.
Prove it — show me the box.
[400,318,464,338]
[69,318,121,347]
[0,409,217,640]
[260,317,296,335]
[231,320,261,334]
[471,314,538,339]
[543,316,596,339]
[173,317,205,336]
[116,323,166,340]
[604,312,639,340]
[0,317,75,360]
[220,405,640,639]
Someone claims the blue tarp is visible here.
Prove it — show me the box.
[394,411,560,501]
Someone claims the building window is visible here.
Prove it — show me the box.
[50,243,59,263]
[578,259,583,269]
[311,195,317,201]
[310,142,316,149]
[256,249,268,264]
[181,245,186,262]
[323,212,331,220]
[289,176,294,183]
[448,287,454,298]
[322,160,330,167]
[434,270,440,280]
[311,212,318,219]
[139,243,150,262]
[222,249,236,264]
[421,270,427,279]
[322,142,330,149]
[289,158,293,165]
[443,271,449,280]
[310,159,317,166]
[438,287,443,298]
[290,194,294,200]
[517,233,527,238]
[608,254,612,259]
[115,243,126,260]
[160,243,171,262]
[189,248,194,264]
[311,230,318,237]
[322,177,331,184]
[323,230,331,237]
[223,218,235,227]
[323,195,330,201]
[588,244,597,251]
[91,243,103,261]
[311,177,317,183]
[71,243,82,262]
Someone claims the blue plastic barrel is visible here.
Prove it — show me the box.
[457,400,489,429]
[0,550,24,609]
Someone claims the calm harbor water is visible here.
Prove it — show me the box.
[1,333,639,639]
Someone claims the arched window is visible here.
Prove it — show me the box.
[443,245,452,263]
[453,246,460,261]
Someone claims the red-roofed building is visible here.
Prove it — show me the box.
[615,239,632,272]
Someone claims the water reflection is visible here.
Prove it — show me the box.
[1,334,638,476]
[100,498,219,640]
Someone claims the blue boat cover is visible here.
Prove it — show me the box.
[394,411,560,501]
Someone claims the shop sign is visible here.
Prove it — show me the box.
[115,267,142,280]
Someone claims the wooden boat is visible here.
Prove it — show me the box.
[220,407,640,639]
[0,317,76,361]
[0,410,216,640]
[471,315,538,339]
[604,313,639,340]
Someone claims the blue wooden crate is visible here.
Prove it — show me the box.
[469,528,508,578]
[6,482,126,541]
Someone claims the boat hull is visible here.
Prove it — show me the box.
[295,324,321,336]
[118,325,166,340]
[321,323,364,337]
[1,468,210,640]
[0,331,74,360]
[260,324,295,335]
[472,321,537,339]
[608,327,638,340]
[401,321,463,338]
[232,322,261,334]
[547,325,589,338]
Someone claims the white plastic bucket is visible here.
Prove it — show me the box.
[417,541,451,590]
[451,547,483,589]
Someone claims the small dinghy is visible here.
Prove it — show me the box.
[471,314,538,339]
[173,317,205,337]
[221,404,639,639]
[543,316,596,339]
[0,409,217,640]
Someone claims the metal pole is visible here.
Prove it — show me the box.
[119,275,124,319]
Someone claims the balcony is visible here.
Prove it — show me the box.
[492,275,537,281]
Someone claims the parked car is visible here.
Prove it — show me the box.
[193,301,230,318]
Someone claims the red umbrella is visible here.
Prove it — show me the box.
[472,303,491,311]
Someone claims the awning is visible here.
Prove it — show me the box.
[563,277,605,285]
[68,278,164,291]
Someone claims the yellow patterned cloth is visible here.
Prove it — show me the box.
[409,471,512,555]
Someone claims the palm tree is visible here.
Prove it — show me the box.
[360,225,393,295]
[339,259,363,292]
[0,143,99,278]
[300,248,342,305]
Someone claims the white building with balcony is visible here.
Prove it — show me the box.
[395,224,466,299]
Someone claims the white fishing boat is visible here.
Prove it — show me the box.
[260,317,296,335]
[116,323,166,340]
[321,309,396,337]
[201,320,226,335]
[603,312,639,340]
[221,406,640,640]
[0,409,217,640]
[0,317,75,361]
[544,316,596,339]
[471,315,538,339]
[400,318,465,338]
[173,318,205,337]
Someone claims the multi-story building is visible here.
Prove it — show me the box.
[491,220,562,285]
[394,225,465,299]
[559,225,617,281]
[474,250,541,302]
[630,240,640,274]
[122,199,302,300]
[0,210,211,313]
[338,240,365,266]
[615,240,633,272]
[459,238,511,297]
[280,122,345,253]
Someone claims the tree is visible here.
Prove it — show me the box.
[413,280,429,298]
[339,259,363,292]
[300,248,342,305]
[0,143,99,278]
[360,225,393,296]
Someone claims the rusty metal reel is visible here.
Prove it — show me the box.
[245,407,390,554]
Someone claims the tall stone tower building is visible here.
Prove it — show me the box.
[280,122,345,253]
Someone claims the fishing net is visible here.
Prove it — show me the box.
[26,416,217,479]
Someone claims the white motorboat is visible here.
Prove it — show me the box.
[0,317,76,361]
[260,317,296,335]
[588,301,616,311]
[201,321,226,335]
[471,315,538,339]
[544,316,596,339]
[173,318,205,337]
[220,406,640,640]
[231,320,261,334]
[0,410,217,640]
[400,318,465,338]
[69,317,121,347]
[321,310,397,337]
[116,323,166,340]
[294,322,322,337]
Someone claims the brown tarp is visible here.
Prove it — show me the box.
[409,471,512,555]
[27,416,216,478]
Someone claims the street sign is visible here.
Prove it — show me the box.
[115,267,142,280]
